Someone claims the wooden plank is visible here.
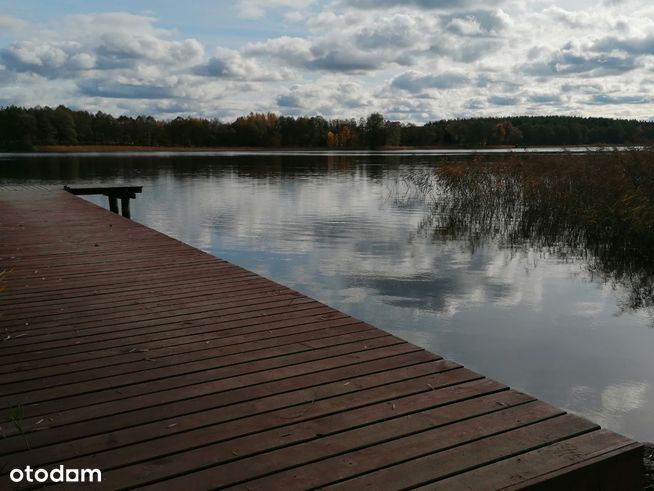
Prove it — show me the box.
[0,353,440,455]
[0,276,279,321]
[104,382,518,490]
[0,314,360,377]
[64,184,142,195]
[4,362,471,473]
[0,336,406,407]
[1,342,422,424]
[0,266,254,303]
[0,283,297,328]
[0,256,226,289]
[1,289,306,337]
[0,319,369,384]
[319,415,598,490]
[1,327,387,397]
[1,291,311,344]
[0,305,343,368]
[0,298,324,354]
[216,402,572,491]
[419,430,642,490]
[0,269,257,308]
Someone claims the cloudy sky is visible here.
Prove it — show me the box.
[1,0,653,122]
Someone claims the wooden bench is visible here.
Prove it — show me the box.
[63,185,142,218]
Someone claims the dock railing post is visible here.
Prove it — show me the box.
[120,195,131,219]
[108,195,119,214]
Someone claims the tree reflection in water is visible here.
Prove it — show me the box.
[404,150,654,319]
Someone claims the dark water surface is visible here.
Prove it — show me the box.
[2,152,653,442]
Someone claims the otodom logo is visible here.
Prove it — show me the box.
[10,465,102,484]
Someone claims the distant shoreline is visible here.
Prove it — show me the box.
[35,145,307,153]
[18,144,642,154]
[32,144,505,153]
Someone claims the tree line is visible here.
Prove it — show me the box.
[1,104,653,150]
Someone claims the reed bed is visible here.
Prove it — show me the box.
[406,149,654,314]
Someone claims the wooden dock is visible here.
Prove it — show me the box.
[0,187,643,490]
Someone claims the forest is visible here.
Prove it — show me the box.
[1,104,654,150]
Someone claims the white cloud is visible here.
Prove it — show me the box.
[346,0,505,10]
[391,70,470,92]
[245,35,386,73]
[1,41,81,77]
[235,0,314,19]
[2,2,654,120]
[0,12,223,115]
[443,9,512,37]
[488,94,521,106]
[523,41,638,77]
[244,36,313,66]
[275,78,374,116]
[0,13,204,78]
[196,47,293,81]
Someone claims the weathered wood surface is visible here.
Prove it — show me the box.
[0,187,643,490]
[63,185,143,196]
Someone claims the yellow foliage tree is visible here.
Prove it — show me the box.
[326,130,337,148]
[338,125,352,147]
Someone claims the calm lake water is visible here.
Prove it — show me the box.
[2,152,653,442]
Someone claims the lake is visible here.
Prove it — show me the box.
[1,151,653,442]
